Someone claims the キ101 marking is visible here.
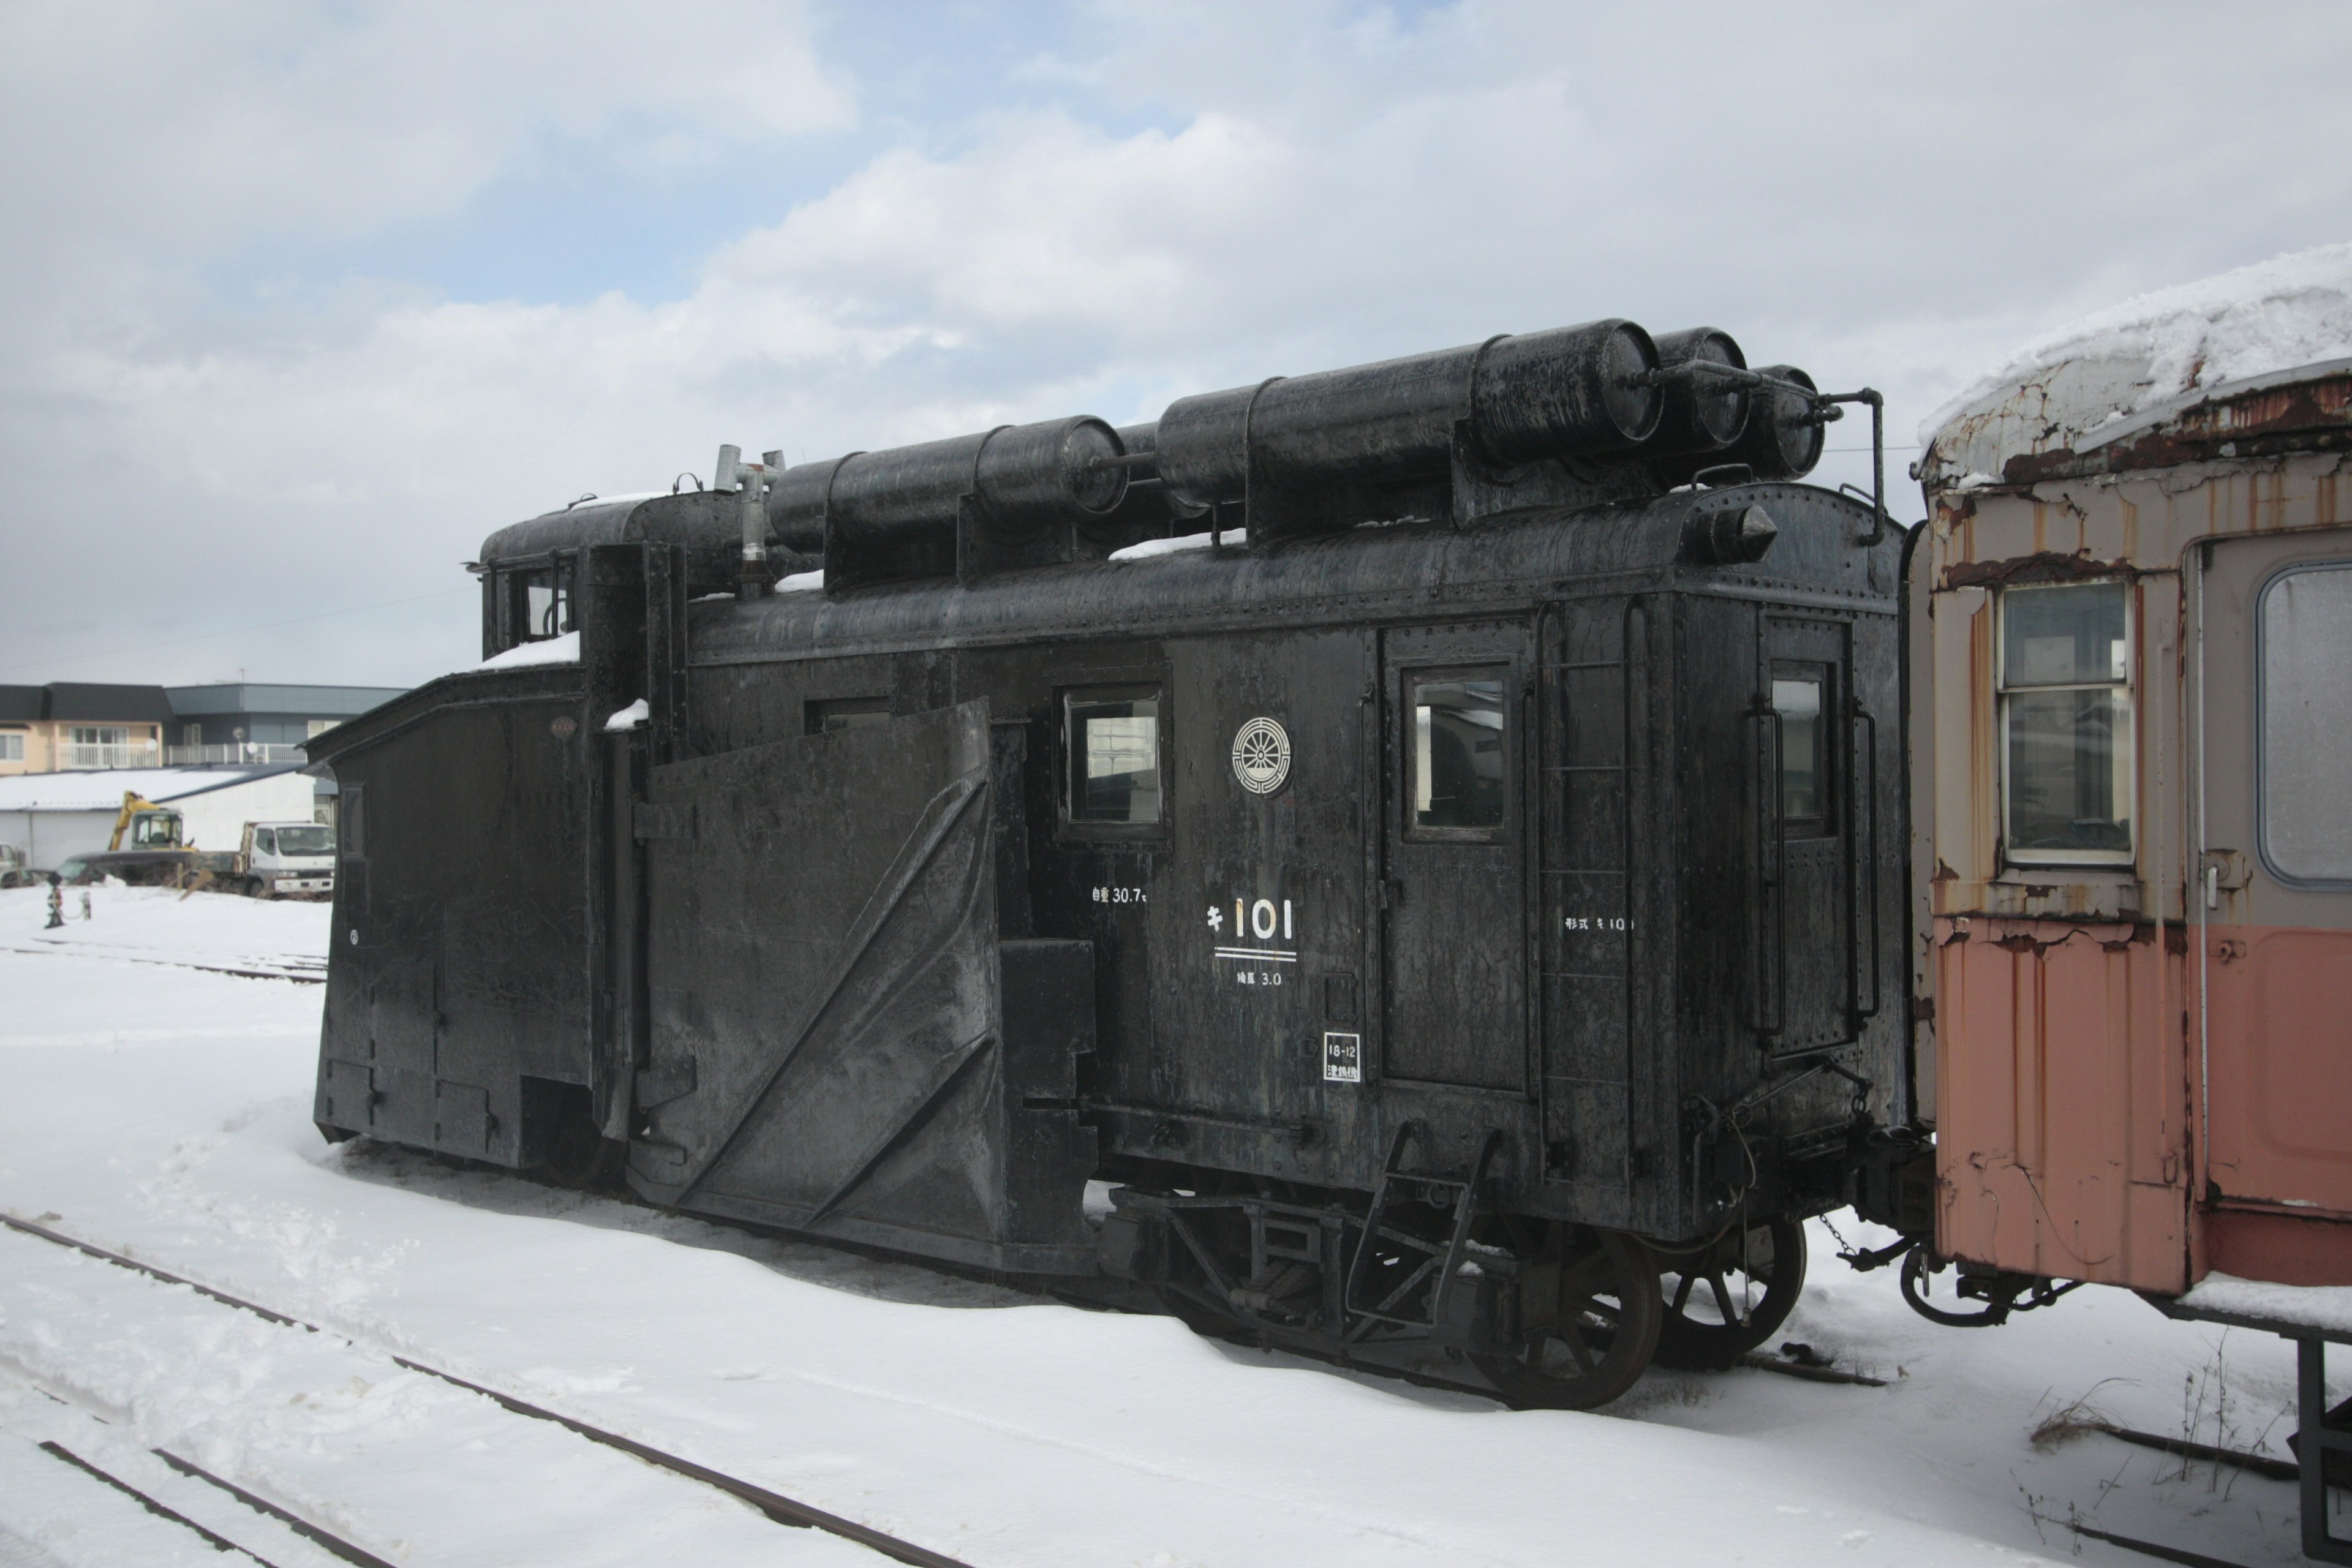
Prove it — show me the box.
[1210,894,1296,985]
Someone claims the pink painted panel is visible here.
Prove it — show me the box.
[2205,924,2352,1219]
[1935,918,2188,1292]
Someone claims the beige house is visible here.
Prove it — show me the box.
[0,684,172,777]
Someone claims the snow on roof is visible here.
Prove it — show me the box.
[475,629,580,672]
[1108,530,1217,562]
[0,766,281,813]
[1920,241,2352,488]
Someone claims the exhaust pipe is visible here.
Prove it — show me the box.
[715,445,785,600]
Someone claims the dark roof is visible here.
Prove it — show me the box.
[0,686,40,723]
[164,683,409,719]
[41,683,175,724]
[690,482,1890,668]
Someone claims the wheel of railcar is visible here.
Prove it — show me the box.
[1651,1216,1806,1370]
[1474,1226,1662,1410]
[537,1107,624,1191]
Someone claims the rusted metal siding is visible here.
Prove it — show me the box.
[1933,916,2186,1289]
[1918,390,2350,1292]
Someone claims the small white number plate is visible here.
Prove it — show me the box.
[1322,1031,1362,1084]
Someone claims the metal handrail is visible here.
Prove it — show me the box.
[1752,700,1787,1038]
[1852,701,1882,1022]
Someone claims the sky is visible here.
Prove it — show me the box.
[1,0,2348,690]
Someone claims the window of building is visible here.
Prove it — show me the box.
[306,718,334,739]
[71,726,128,748]
[181,724,204,747]
[2260,562,2352,885]
[0,732,22,762]
[805,697,891,735]
[1065,688,1162,826]
[1408,671,1507,836]
[1999,581,2133,864]
[1771,666,1832,835]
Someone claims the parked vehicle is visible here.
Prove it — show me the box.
[53,821,333,899]
[301,261,2352,1556]
[108,791,184,851]
[52,849,204,888]
[221,820,334,899]
[1907,294,2352,1559]
[310,315,1909,1413]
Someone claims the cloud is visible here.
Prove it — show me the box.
[3,0,2350,687]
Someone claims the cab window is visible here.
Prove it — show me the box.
[1408,670,1507,837]
[492,559,573,651]
[1065,687,1162,828]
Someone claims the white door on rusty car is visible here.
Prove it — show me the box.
[2196,527,2352,1219]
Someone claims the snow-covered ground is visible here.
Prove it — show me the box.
[0,885,2329,1566]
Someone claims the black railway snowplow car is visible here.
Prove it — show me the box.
[309,321,1910,1408]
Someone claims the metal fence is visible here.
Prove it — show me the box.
[62,742,162,769]
[163,743,308,766]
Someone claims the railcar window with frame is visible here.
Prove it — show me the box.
[1064,687,1163,828]
[1999,580,2133,864]
[1408,670,1508,838]
[339,785,365,859]
[2258,561,2352,886]
[497,560,573,649]
[1771,666,1832,836]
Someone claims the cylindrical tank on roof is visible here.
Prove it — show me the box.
[1152,319,1663,507]
[1651,364,1824,487]
[1737,365,1826,480]
[1645,327,1749,458]
[767,416,1128,557]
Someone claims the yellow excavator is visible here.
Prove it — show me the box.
[108,793,186,851]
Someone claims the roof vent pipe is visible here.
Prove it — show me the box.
[715,445,785,600]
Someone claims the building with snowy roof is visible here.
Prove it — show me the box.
[0,764,316,873]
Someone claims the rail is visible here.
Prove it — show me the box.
[164,742,309,765]
[61,741,160,769]
[0,1209,974,1568]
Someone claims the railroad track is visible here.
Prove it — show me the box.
[26,1419,392,1568]
[0,1210,973,1568]
[0,936,326,984]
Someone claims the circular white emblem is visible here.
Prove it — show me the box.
[1231,717,1291,795]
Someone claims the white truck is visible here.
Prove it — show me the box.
[207,820,336,898]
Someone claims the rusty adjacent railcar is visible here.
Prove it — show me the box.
[307,320,1911,1408]
[1909,330,2352,1558]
